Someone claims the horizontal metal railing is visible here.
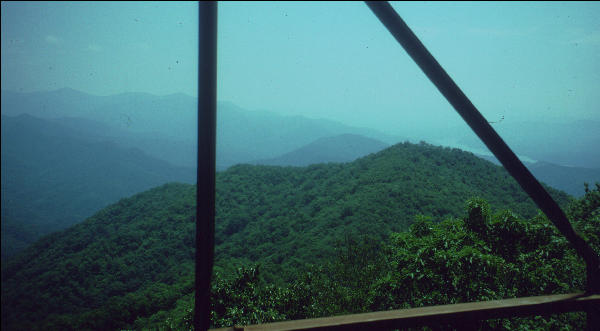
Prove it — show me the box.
[210,293,600,331]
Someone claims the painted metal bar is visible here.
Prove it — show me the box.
[364,1,599,295]
[196,2,218,331]
[209,293,599,331]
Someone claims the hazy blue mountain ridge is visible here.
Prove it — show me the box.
[526,161,600,197]
[5,88,597,170]
[1,114,195,257]
[477,154,599,197]
[46,115,198,170]
[440,120,600,168]
[1,88,196,140]
[1,89,404,169]
[252,133,389,166]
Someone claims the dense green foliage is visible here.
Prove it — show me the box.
[215,142,569,282]
[145,185,599,330]
[1,183,196,330]
[1,142,577,330]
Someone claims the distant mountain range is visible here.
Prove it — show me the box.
[4,88,598,168]
[1,88,597,259]
[1,114,195,257]
[215,101,403,169]
[429,120,600,169]
[1,89,404,169]
[476,154,600,197]
[526,162,600,197]
[1,88,196,140]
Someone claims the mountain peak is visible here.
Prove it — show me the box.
[54,87,89,96]
[253,133,389,167]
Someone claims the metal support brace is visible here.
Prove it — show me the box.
[364,1,599,296]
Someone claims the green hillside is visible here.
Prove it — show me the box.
[1,142,574,330]
[215,142,569,282]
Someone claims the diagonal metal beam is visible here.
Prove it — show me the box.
[364,1,599,295]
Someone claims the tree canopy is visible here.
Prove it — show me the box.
[2,142,586,331]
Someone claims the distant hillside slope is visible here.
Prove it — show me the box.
[216,102,402,169]
[46,116,198,170]
[1,141,571,330]
[477,154,599,197]
[1,114,195,257]
[445,120,600,168]
[253,134,389,166]
[526,162,600,197]
[0,88,196,141]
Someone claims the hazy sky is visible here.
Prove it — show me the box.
[2,1,599,134]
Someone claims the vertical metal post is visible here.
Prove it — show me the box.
[196,1,217,330]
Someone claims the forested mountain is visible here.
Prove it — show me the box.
[0,89,401,256]
[253,134,389,166]
[255,134,600,198]
[214,143,569,281]
[1,114,195,257]
[1,142,574,330]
